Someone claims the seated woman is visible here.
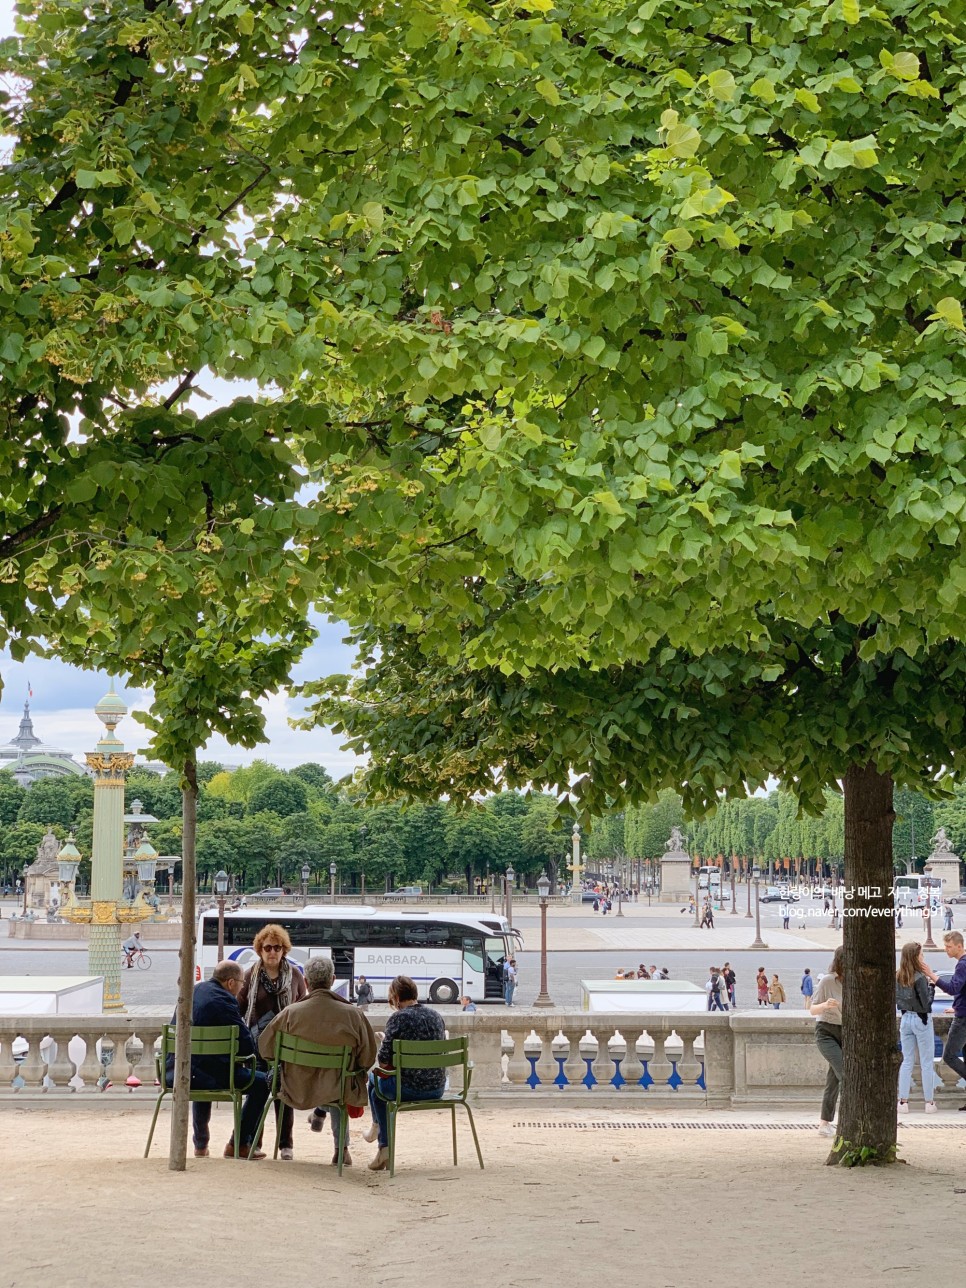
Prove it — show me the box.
[364,974,445,1171]
[237,924,306,1160]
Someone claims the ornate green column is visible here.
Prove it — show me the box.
[86,685,135,1011]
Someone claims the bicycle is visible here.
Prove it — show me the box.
[124,948,152,971]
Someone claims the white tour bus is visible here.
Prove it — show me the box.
[893,875,943,909]
[195,906,523,1004]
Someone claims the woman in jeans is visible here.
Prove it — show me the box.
[365,974,446,1170]
[810,946,844,1138]
[237,924,306,1160]
[896,941,939,1114]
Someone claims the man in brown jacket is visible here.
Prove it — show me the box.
[258,956,376,1166]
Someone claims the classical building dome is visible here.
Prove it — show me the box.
[0,700,88,785]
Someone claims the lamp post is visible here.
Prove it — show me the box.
[752,875,768,950]
[533,870,555,1007]
[731,864,738,915]
[505,864,515,928]
[214,869,229,962]
[693,867,702,928]
[358,825,368,902]
[329,860,337,902]
[21,862,28,916]
[616,866,624,918]
[746,867,753,918]
[301,862,310,908]
[570,823,582,905]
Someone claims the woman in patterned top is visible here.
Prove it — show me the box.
[364,974,445,1171]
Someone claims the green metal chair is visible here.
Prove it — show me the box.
[373,1035,484,1177]
[252,1032,358,1175]
[143,1024,256,1159]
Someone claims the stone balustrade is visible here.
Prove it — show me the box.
[0,1011,957,1106]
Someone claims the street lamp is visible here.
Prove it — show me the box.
[746,866,753,919]
[21,862,28,916]
[505,864,515,928]
[359,825,368,902]
[329,860,337,902]
[731,863,737,915]
[533,870,555,1008]
[693,866,702,928]
[214,869,229,963]
[752,875,768,950]
[301,861,310,907]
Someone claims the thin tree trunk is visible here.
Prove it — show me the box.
[830,762,899,1166]
[168,755,198,1171]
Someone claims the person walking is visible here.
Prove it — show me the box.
[933,930,966,1105]
[756,968,769,1007]
[943,902,954,933]
[682,896,695,916]
[722,962,736,1009]
[706,967,728,1012]
[769,974,786,1009]
[800,967,814,1009]
[896,941,938,1115]
[811,946,844,1138]
[781,903,791,930]
[354,976,374,1011]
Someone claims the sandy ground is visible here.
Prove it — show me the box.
[2,1105,963,1288]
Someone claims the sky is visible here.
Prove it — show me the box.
[0,0,365,775]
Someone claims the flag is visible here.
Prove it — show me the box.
[27,683,32,698]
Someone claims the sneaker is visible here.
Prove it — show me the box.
[332,1149,352,1167]
[817,1123,836,1138]
[898,1101,909,1115]
[362,1120,379,1144]
[925,1102,938,1114]
[368,1146,390,1172]
[307,1110,327,1133]
[280,1147,294,1161]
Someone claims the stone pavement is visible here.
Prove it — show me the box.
[2,1104,963,1288]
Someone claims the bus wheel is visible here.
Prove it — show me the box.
[429,978,459,1004]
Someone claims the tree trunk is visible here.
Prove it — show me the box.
[168,756,198,1172]
[830,762,899,1166]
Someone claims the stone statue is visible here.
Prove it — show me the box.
[37,829,59,866]
[930,827,955,857]
[665,826,687,854]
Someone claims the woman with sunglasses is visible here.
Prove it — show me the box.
[237,924,307,1160]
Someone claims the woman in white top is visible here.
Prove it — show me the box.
[810,946,844,1138]
[896,941,939,1114]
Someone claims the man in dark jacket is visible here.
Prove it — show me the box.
[167,959,269,1159]
[934,930,966,1107]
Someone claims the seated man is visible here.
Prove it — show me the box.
[166,959,269,1160]
[258,957,376,1167]
[122,931,142,968]
[365,974,446,1172]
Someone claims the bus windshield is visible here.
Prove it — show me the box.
[196,907,522,1005]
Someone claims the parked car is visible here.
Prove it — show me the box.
[252,887,285,898]
[760,888,801,903]
[947,891,966,904]
[384,886,423,900]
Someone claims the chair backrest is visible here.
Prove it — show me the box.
[274,1032,353,1073]
[391,1036,470,1089]
[160,1023,241,1078]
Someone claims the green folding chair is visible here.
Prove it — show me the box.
[373,1035,484,1178]
[252,1032,358,1175]
[144,1024,256,1158]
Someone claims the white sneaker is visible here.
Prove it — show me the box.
[362,1120,379,1144]
[898,1101,910,1115]
[925,1102,938,1114]
[817,1123,836,1138]
[280,1147,294,1161]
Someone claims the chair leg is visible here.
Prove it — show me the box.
[252,1094,274,1162]
[388,1106,397,1178]
[234,1100,242,1157]
[451,1105,458,1166]
[144,1091,166,1158]
[462,1102,484,1170]
[337,1106,347,1177]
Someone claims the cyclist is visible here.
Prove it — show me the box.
[122,931,143,968]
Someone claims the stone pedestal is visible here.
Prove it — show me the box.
[659,827,692,903]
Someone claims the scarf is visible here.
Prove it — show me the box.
[244,956,294,1027]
